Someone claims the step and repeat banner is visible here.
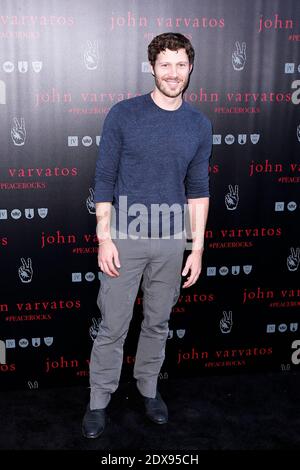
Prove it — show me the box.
[0,0,299,389]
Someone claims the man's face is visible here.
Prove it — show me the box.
[151,48,192,99]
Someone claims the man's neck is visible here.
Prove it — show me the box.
[151,89,182,111]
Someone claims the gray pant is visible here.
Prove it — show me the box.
[89,235,186,409]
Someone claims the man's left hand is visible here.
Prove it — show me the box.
[181,251,203,288]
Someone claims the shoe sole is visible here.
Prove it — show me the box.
[82,428,104,439]
[146,415,168,425]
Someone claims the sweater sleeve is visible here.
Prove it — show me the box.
[185,118,212,199]
[94,105,122,202]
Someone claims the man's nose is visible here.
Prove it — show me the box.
[169,65,178,77]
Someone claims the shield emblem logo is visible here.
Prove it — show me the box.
[232,266,240,275]
[243,265,252,274]
[32,61,43,73]
[38,208,48,218]
[44,337,54,346]
[18,61,28,73]
[141,62,151,73]
[176,329,186,339]
[25,208,34,219]
[290,323,298,332]
[250,134,260,144]
[238,134,247,145]
[32,338,41,347]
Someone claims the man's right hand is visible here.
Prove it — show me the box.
[98,239,121,277]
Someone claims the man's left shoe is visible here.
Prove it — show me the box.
[141,391,168,424]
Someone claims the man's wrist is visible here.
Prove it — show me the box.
[191,243,204,254]
[98,237,112,246]
[192,248,204,255]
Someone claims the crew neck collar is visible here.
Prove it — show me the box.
[147,92,184,112]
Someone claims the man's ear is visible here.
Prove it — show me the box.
[150,63,155,76]
[189,63,193,73]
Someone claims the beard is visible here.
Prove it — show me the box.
[154,74,189,98]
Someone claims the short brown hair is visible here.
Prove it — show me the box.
[148,32,195,66]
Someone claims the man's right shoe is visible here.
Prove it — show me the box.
[82,406,106,439]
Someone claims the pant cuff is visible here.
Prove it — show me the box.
[136,379,157,398]
[90,390,111,410]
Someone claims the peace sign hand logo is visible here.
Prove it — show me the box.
[225,185,239,210]
[287,247,300,272]
[89,317,101,341]
[220,311,233,334]
[84,40,99,70]
[11,117,26,146]
[232,41,246,71]
[86,187,96,214]
[18,257,33,283]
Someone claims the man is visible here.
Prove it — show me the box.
[82,32,212,438]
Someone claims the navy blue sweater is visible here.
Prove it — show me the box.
[94,93,212,236]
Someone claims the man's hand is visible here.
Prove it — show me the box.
[98,239,121,277]
[181,250,203,288]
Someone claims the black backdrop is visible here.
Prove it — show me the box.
[0,0,300,390]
